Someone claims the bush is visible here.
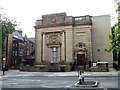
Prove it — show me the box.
[20,65,30,71]
[90,66,108,72]
[90,67,99,72]
[65,65,71,71]
[85,65,90,71]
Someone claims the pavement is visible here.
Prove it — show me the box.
[0,68,119,79]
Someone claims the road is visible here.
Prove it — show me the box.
[1,76,119,88]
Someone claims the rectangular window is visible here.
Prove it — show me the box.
[51,47,58,64]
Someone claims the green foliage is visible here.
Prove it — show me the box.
[90,66,108,72]
[1,16,16,51]
[109,0,120,61]
[109,23,120,53]
[113,0,120,12]
[85,65,108,72]
[64,65,71,71]
[109,22,120,61]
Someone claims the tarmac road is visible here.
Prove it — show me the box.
[1,76,119,88]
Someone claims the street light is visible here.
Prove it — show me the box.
[5,33,8,70]
[2,33,8,75]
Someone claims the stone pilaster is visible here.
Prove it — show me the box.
[65,26,73,63]
[35,29,42,64]
[61,31,65,62]
[42,33,45,62]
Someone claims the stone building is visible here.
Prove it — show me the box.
[34,12,113,71]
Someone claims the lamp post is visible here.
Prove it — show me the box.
[5,33,8,71]
[2,33,8,75]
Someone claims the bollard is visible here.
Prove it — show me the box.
[2,65,5,75]
[2,58,6,76]
[81,71,84,82]
[75,69,99,87]
[78,71,82,84]
[78,70,84,84]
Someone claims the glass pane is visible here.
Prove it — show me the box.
[53,47,57,51]
[53,52,57,58]
[51,47,58,63]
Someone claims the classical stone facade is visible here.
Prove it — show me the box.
[34,13,93,71]
[34,12,113,71]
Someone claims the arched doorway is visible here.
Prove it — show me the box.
[75,42,87,66]
[77,54,85,66]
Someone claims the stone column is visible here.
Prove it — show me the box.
[42,33,45,62]
[61,31,65,62]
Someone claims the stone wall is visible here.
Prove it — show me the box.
[73,25,92,60]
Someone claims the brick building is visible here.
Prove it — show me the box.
[7,30,35,69]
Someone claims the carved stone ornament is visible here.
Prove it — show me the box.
[46,32,61,45]
[51,17,57,23]
[75,42,87,52]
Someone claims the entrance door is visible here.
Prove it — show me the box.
[77,54,85,66]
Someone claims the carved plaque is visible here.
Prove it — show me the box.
[46,32,61,45]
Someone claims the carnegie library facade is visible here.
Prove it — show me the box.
[34,12,113,71]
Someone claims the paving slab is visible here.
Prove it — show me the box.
[0,68,119,78]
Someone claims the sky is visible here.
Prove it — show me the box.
[0,0,117,37]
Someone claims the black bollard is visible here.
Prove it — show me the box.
[78,71,82,84]
[2,66,5,76]
[81,71,84,82]
[3,70,5,75]
[89,61,91,67]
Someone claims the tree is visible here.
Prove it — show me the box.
[113,0,120,12]
[109,0,120,68]
[2,18,16,50]
[0,12,17,52]
[109,23,120,59]
[0,6,18,71]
